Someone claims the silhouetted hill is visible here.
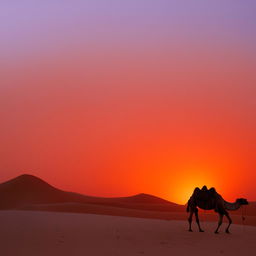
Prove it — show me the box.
[1,174,254,217]
[0,174,90,208]
[0,174,183,212]
[120,193,172,204]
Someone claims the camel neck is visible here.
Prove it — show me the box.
[224,200,241,211]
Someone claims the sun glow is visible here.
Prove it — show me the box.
[169,167,218,204]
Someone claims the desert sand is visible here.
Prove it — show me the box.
[0,210,255,256]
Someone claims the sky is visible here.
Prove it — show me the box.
[0,0,256,204]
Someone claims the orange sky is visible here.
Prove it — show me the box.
[1,1,256,204]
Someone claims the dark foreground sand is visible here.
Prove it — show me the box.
[0,210,255,256]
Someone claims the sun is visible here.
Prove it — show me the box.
[168,167,218,204]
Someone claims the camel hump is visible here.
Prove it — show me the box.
[200,186,216,194]
[209,187,216,194]
[201,185,208,191]
[192,186,218,202]
[194,187,200,192]
[192,187,201,197]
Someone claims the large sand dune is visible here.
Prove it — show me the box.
[1,174,255,219]
[0,174,184,212]
[1,211,255,256]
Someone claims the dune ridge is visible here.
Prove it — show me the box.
[0,174,255,224]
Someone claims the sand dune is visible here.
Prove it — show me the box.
[1,174,255,219]
[0,174,183,212]
[0,210,255,256]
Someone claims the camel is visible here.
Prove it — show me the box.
[186,186,248,234]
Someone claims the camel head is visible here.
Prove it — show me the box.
[236,198,249,205]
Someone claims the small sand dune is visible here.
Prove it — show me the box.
[0,211,255,256]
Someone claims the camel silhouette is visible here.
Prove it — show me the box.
[186,186,248,233]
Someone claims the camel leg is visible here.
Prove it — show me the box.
[224,212,232,234]
[195,209,204,232]
[214,213,223,234]
[188,210,194,232]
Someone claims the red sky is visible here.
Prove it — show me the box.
[0,1,256,204]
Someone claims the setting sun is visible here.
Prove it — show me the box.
[166,166,218,204]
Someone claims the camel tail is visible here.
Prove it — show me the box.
[186,202,190,212]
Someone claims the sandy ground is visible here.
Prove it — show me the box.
[0,211,255,256]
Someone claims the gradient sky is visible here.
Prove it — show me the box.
[1,0,256,203]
